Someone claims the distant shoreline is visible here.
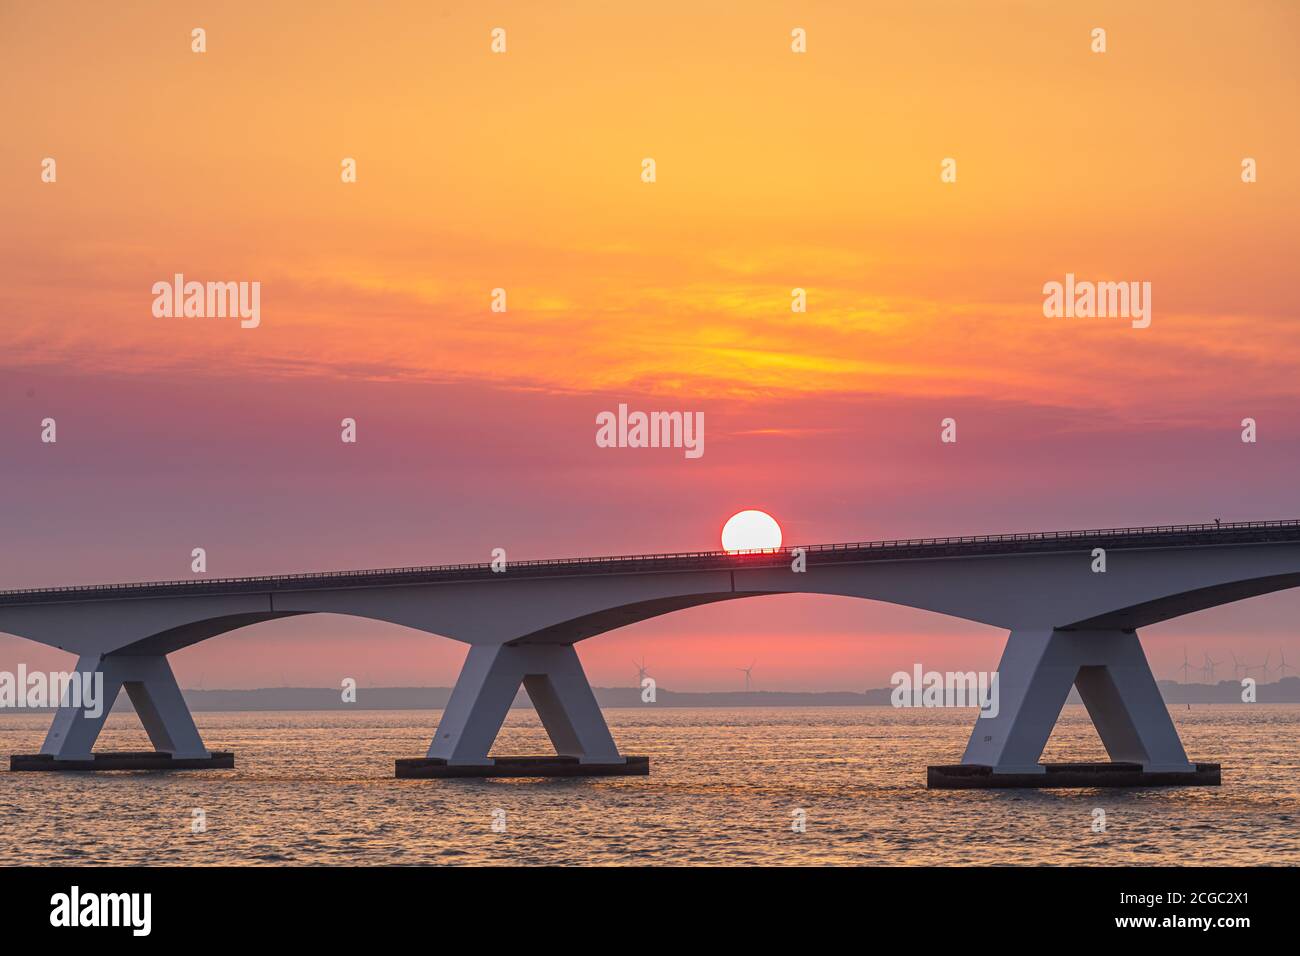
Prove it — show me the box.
[3,678,1299,713]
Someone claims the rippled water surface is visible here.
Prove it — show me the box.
[2,705,1297,865]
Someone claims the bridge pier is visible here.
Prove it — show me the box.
[10,652,232,772]
[396,643,647,778]
[929,627,1216,788]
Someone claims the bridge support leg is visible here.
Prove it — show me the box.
[10,653,232,772]
[928,628,1217,788]
[396,643,648,778]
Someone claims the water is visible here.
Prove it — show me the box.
[2,705,1297,865]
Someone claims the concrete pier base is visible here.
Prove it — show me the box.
[927,761,1220,789]
[396,755,650,779]
[10,751,234,772]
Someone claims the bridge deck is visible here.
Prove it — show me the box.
[2,520,1299,607]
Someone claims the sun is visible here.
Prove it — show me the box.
[721,510,783,553]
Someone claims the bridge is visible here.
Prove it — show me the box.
[4,519,1299,785]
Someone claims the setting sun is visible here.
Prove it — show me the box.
[721,510,783,553]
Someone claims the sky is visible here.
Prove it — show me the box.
[1,1,1298,691]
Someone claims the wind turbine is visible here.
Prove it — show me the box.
[1231,652,1246,678]
[1278,650,1291,678]
[737,660,756,692]
[1260,651,1272,681]
[1178,647,1192,683]
[1240,655,1266,679]
[633,657,649,686]
[1202,653,1221,683]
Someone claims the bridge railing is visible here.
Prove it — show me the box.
[2,518,1299,600]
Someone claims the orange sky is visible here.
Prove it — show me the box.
[1,2,1298,690]
[4,2,1299,404]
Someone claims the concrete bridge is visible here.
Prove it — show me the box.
[4,519,1299,785]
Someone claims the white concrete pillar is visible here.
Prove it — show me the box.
[960,628,1192,773]
[428,643,624,765]
[40,653,209,760]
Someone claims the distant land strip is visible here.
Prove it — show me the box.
[3,680,1300,713]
